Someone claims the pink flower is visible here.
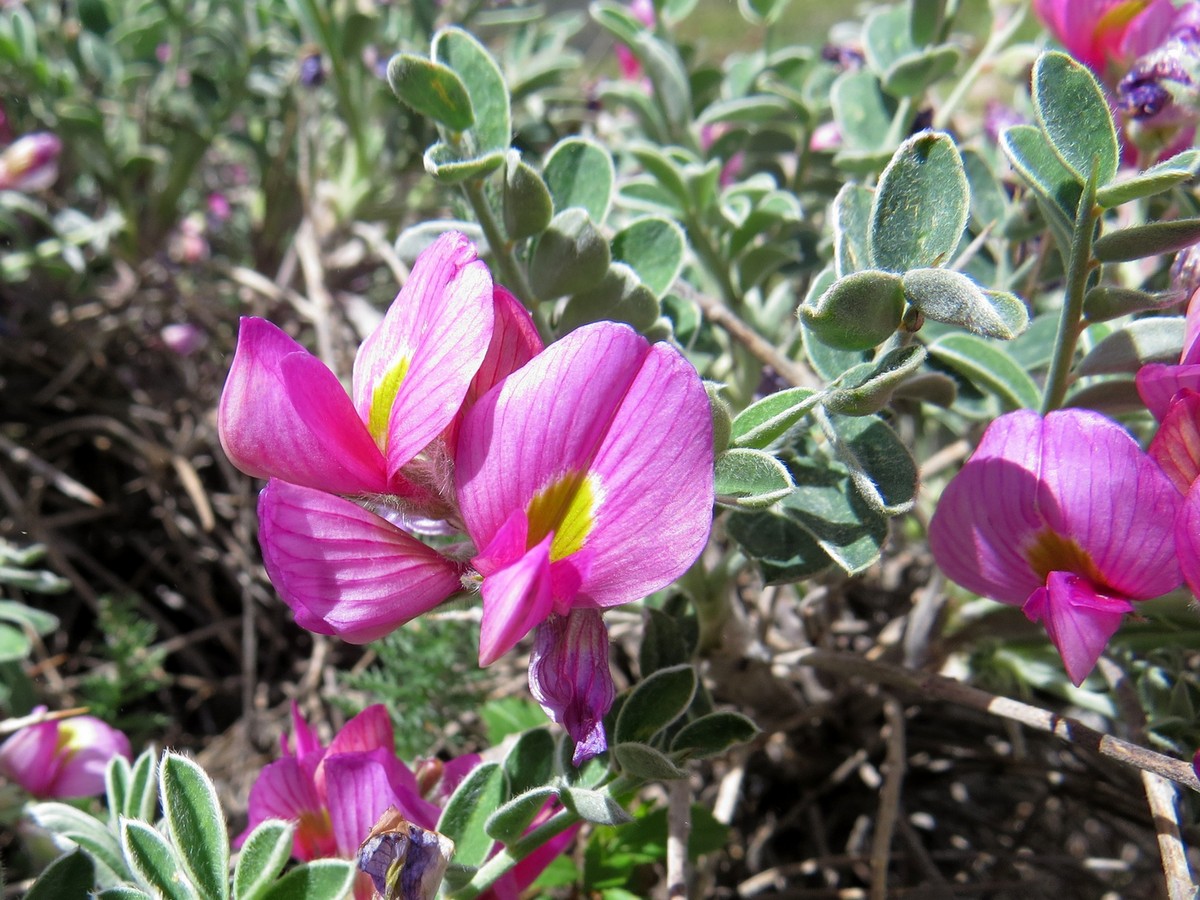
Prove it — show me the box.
[529,609,616,765]
[160,322,207,356]
[219,231,495,503]
[1146,391,1200,596]
[614,0,655,80]
[929,409,1181,685]
[240,704,571,900]
[1136,286,1200,420]
[0,708,130,799]
[1034,0,1184,79]
[456,321,714,669]
[248,281,541,643]
[0,132,61,192]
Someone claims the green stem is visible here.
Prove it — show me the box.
[1041,167,1101,414]
[933,4,1027,131]
[460,178,551,341]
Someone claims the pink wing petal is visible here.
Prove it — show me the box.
[458,322,713,606]
[1148,391,1200,493]
[327,705,395,758]
[352,232,494,478]
[478,535,556,666]
[929,410,1050,605]
[0,718,61,797]
[1023,571,1133,686]
[323,751,442,859]
[1039,409,1181,598]
[258,480,462,644]
[1136,363,1200,421]
[242,757,336,860]
[219,317,387,494]
[1177,480,1200,597]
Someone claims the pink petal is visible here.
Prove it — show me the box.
[258,480,462,644]
[457,322,713,607]
[1177,480,1200,596]
[1039,409,1181,598]
[323,751,440,859]
[288,700,324,760]
[49,717,131,799]
[1148,391,1200,493]
[242,757,336,860]
[219,318,387,494]
[928,410,1050,606]
[1022,571,1133,686]
[327,705,395,758]
[478,534,556,666]
[1182,287,1200,364]
[0,718,61,797]
[352,232,494,479]
[1136,362,1200,421]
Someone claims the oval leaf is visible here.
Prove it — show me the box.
[928,333,1041,410]
[30,801,129,887]
[530,208,612,299]
[256,859,356,900]
[543,138,614,223]
[611,217,685,296]
[612,742,687,780]
[26,849,94,900]
[800,269,905,351]
[615,664,697,745]
[671,711,761,759]
[730,387,820,450]
[437,762,508,870]
[503,151,553,241]
[432,27,510,154]
[1033,51,1118,186]
[484,786,557,844]
[902,268,1028,339]
[1076,317,1186,376]
[121,819,197,900]
[714,448,794,509]
[160,752,229,900]
[233,819,294,900]
[560,786,633,826]
[386,54,474,131]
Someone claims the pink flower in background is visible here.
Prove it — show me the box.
[614,0,655,80]
[1136,286,1200,420]
[0,132,61,192]
[241,704,572,900]
[529,609,616,765]
[1146,392,1200,597]
[929,409,1181,685]
[0,708,130,799]
[218,231,494,502]
[161,323,208,357]
[456,321,714,670]
[1034,0,1183,79]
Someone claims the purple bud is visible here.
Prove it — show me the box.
[528,609,615,767]
[1118,38,1200,124]
[0,132,62,192]
[299,53,325,87]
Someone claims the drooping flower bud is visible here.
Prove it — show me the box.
[0,132,62,192]
[528,609,616,766]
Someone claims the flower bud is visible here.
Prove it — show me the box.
[0,132,62,192]
[528,609,615,766]
[0,707,131,799]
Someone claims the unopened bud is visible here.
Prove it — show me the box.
[0,132,62,192]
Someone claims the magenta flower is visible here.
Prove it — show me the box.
[929,409,1181,685]
[455,321,714,668]
[614,0,655,81]
[0,132,61,192]
[1034,0,1184,79]
[241,704,572,900]
[218,231,495,502]
[1146,390,1200,596]
[1136,286,1200,420]
[529,609,616,765]
[0,708,130,799]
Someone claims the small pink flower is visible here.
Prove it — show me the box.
[1136,286,1200,420]
[0,132,61,192]
[1034,0,1183,79]
[161,322,207,356]
[456,321,714,669]
[0,708,131,799]
[930,409,1181,684]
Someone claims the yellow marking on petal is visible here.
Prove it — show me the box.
[1023,528,1104,584]
[526,471,597,561]
[1095,0,1151,35]
[368,356,411,448]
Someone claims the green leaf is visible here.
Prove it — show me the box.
[160,753,229,900]
[256,859,356,900]
[423,142,505,183]
[1032,51,1118,186]
[1083,286,1184,323]
[126,748,159,822]
[26,849,94,900]
[558,263,659,334]
[485,786,558,844]
[832,183,874,277]
[233,819,294,900]
[698,95,791,126]
[0,599,58,635]
[778,462,890,573]
[613,742,687,780]
[386,54,474,131]
[726,508,834,583]
[639,607,691,676]
[611,217,685,296]
[29,802,128,886]
[800,269,905,351]
[902,268,1028,339]
[928,333,1041,409]
[106,755,130,831]
[1093,218,1200,262]
[0,623,30,663]
[714,448,794,509]
[561,787,633,825]
[671,712,760,759]
[504,728,555,796]
[737,0,792,24]
[869,131,969,271]
[830,70,894,152]
[823,345,927,416]
[882,45,960,97]
[730,387,820,449]
[432,27,510,154]
[122,819,197,900]
[1076,317,1185,375]
[615,664,697,745]
[863,5,911,74]
[480,697,546,744]
[438,762,508,870]
[95,888,151,900]
[1000,124,1082,249]
[503,151,553,241]
[962,149,1010,231]
[530,209,612,299]
[1097,149,1200,207]
[542,138,615,223]
[630,32,692,135]
[823,413,919,513]
[628,143,691,209]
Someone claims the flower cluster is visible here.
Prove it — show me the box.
[239,703,573,900]
[218,232,714,763]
